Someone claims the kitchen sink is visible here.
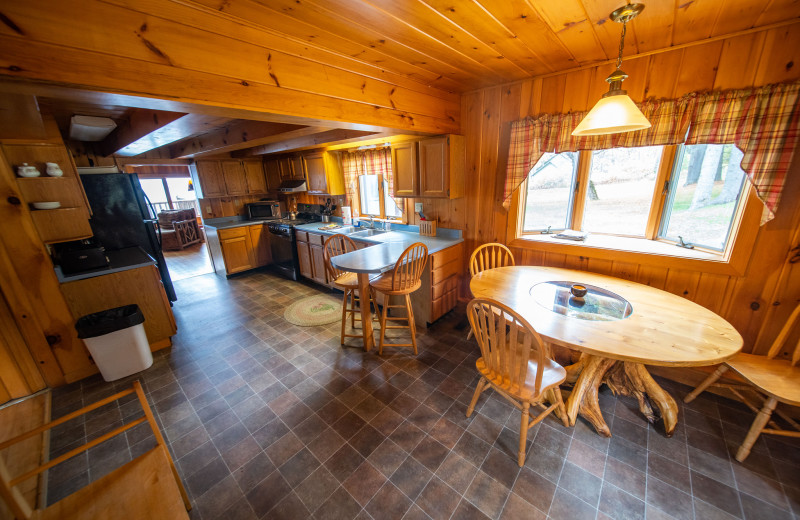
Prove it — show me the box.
[349,229,387,238]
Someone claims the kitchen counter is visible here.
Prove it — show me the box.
[294,222,463,255]
[55,246,156,283]
[203,217,265,230]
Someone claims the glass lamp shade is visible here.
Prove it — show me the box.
[572,93,651,136]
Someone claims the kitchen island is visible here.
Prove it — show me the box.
[57,246,177,373]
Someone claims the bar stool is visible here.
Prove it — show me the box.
[323,234,375,345]
[369,242,428,355]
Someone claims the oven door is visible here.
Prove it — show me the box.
[269,231,299,280]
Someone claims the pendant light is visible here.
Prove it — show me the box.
[572,3,651,137]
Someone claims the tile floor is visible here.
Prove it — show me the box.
[46,270,800,520]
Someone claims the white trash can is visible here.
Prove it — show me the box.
[75,304,153,382]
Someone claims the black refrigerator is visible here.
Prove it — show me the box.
[79,172,177,302]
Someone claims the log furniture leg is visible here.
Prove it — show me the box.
[565,356,679,437]
[565,355,615,436]
[616,362,679,437]
[356,272,374,351]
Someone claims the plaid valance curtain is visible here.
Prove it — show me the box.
[341,150,363,216]
[341,147,397,217]
[504,82,800,223]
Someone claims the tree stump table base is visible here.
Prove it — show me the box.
[564,353,679,437]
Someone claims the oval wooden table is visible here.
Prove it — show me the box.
[470,266,743,437]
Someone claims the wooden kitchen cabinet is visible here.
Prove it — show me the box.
[264,157,282,190]
[218,227,255,274]
[289,155,305,180]
[221,160,248,195]
[392,141,417,198]
[3,143,93,244]
[304,151,345,195]
[248,223,271,267]
[60,265,177,352]
[194,159,269,197]
[410,242,463,325]
[296,231,313,279]
[193,160,227,198]
[391,134,464,199]
[297,231,330,285]
[243,160,268,194]
[207,224,271,276]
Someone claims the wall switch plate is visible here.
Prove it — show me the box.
[414,202,423,212]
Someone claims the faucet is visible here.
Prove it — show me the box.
[366,216,375,229]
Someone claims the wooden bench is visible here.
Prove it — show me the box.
[0,381,190,519]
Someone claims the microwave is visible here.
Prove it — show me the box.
[246,201,281,220]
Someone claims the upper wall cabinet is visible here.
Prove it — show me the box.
[2,143,93,244]
[305,151,344,196]
[391,135,465,199]
[191,159,268,199]
[263,151,344,195]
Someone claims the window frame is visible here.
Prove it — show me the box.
[510,145,761,276]
[356,174,403,221]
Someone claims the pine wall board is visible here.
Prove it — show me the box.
[416,23,800,357]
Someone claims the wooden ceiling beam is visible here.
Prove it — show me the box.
[98,108,185,156]
[107,113,227,157]
[167,121,312,158]
[237,129,381,156]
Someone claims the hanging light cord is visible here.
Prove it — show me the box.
[616,20,628,69]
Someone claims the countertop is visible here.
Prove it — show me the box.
[293,222,463,255]
[55,246,156,283]
[203,217,265,230]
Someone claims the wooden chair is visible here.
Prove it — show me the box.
[0,381,190,519]
[466,298,569,467]
[158,209,202,250]
[469,242,515,277]
[684,304,800,462]
[466,243,515,340]
[323,234,376,345]
[369,242,428,355]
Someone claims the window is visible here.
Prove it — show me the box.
[523,152,577,232]
[139,176,199,216]
[358,175,381,216]
[357,175,401,219]
[520,144,750,254]
[659,144,747,251]
[582,146,662,236]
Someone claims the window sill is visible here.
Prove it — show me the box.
[510,233,745,276]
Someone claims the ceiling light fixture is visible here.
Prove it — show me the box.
[572,3,651,137]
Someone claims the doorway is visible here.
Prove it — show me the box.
[134,166,214,281]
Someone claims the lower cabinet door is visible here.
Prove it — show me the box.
[297,242,313,279]
[220,236,254,274]
[310,245,327,285]
[248,225,271,267]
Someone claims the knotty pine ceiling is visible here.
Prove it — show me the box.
[20,0,800,158]
[212,0,800,92]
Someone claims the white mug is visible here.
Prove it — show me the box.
[45,162,63,177]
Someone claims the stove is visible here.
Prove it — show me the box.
[267,212,321,279]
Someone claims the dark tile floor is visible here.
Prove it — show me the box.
[46,270,800,520]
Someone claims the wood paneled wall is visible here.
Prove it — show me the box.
[434,24,800,357]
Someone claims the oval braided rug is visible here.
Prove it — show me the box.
[284,295,341,326]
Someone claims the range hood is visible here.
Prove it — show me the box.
[278,179,307,193]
